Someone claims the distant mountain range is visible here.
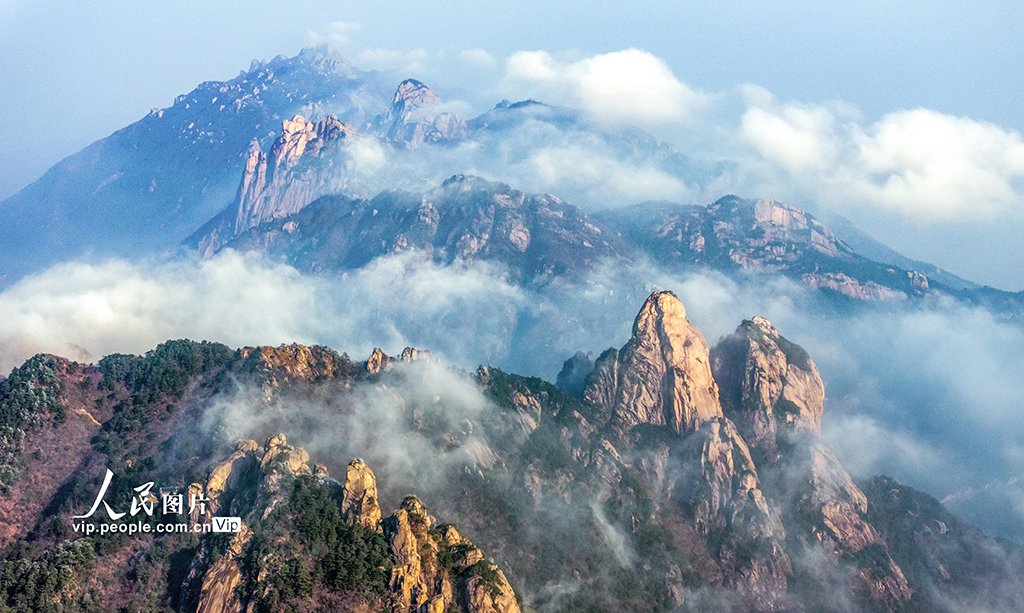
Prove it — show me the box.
[3,46,1018,317]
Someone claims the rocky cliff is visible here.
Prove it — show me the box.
[584,291,723,433]
[595,195,943,302]
[384,79,466,148]
[217,174,626,283]
[712,315,913,606]
[184,435,519,613]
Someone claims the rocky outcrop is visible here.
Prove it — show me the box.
[712,316,823,459]
[384,496,440,611]
[366,347,394,374]
[384,79,466,148]
[195,525,252,613]
[192,113,356,256]
[204,439,260,516]
[233,114,354,234]
[384,496,520,613]
[188,435,519,613]
[366,346,432,375]
[342,458,382,531]
[688,417,792,604]
[801,272,911,301]
[583,291,722,434]
[237,343,350,386]
[712,316,913,605]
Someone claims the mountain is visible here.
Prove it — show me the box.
[0,47,391,285]
[0,292,1019,611]
[192,151,1022,312]
[823,215,979,291]
[207,174,628,284]
[2,47,1019,315]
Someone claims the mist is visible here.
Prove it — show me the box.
[2,248,1022,540]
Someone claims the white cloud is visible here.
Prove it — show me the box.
[523,144,691,203]
[0,251,526,374]
[356,47,428,73]
[503,49,708,126]
[740,104,839,173]
[459,48,497,69]
[854,109,1024,217]
[307,20,360,48]
[738,97,1024,220]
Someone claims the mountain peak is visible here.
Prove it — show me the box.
[583,290,723,434]
[292,45,353,75]
[712,316,824,457]
[391,78,441,108]
[632,290,687,335]
[385,79,465,148]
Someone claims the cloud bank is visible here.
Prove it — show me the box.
[739,93,1024,220]
[2,250,1022,539]
[503,49,709,126]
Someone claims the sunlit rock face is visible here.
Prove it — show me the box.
[584,290,723,434]
[342,458,383,531]
[711,315,824,459]
[712,315,914,605]
[233,114,356,234]
[385,79,467,149]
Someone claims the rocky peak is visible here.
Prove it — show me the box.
[583,291,723,434]
[342,458,383,531]
[383,494,519,613]
[400,346,432,362]
[710,316,913,605]
[233,113,354,234]
[366,347,393,374]
[712,316,824,459]
[385,79,466,148]
[293,45,354,76]
[367,346,430,374]
[391,79,442,115]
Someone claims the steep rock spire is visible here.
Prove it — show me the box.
[385,79,466,148]
[712,316,913,605]
[583,291,722,434]
[233,114,354,234]
[711,315,823,459]
[342,458,383,531]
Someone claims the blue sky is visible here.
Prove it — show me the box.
[1,0,1023,288]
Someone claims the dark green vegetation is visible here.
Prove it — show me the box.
[0,539,97,612]
[98,340,233,404]
[241,476,391,612]
[0,355,65,491]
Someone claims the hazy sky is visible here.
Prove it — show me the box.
[1,0,1023,288]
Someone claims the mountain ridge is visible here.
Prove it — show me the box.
[2,47,1020,313]
[1,292,1020,611]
